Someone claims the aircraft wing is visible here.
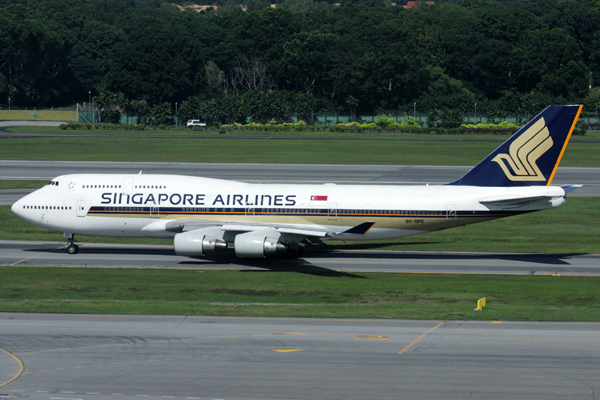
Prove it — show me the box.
[163,219,375,239]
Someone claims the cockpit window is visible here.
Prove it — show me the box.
[46,181,59,186]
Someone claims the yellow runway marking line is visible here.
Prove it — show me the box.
[398,322,445,355]
[356,336,388,340]
[273,349,304,353]
[10,252,47,266]
[0,349,23,388]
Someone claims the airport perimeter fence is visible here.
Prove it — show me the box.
[313,112,600,127]
[1,106,599,129]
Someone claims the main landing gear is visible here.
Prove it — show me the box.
[285,244,304,259]
[64,233,79,254]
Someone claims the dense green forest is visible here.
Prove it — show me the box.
[1,0,599,123]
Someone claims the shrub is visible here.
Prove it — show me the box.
[574,121,587,136]
[375,114,395,128]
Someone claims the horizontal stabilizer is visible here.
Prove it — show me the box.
[480,196,553,208]
[562,185,583,194]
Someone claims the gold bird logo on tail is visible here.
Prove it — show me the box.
[491,117,553,181]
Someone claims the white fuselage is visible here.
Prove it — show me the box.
[11,174,567,241]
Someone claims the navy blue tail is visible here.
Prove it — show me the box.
[449,105,583,187]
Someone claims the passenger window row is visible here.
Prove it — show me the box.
[83,184,122,189]
[23,205,72,210]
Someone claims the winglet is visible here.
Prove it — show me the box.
[449,105,583,187]
[341,222,375,235]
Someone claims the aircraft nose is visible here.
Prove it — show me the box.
[11,198,22,217]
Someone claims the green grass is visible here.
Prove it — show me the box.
[3,197,600,252]
[9,125,600,141]
[0,267,597,320]
[0,180,47,189]
[0,137,598,166]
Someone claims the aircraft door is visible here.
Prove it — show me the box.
[76,200,86,217]
[328,203,337,221]
[123,176,134,195]
[150,206,159,218]
[446,204,457,221]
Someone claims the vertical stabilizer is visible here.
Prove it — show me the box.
[449,105,583,187]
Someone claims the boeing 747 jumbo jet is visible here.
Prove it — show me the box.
[12,104,583,259]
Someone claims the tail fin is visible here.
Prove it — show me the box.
[449,104,583,187]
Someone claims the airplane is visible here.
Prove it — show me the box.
[11,104,583,259]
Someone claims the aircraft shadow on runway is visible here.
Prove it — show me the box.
[306,248,582,266]
[27,244,584,269]
[179,256,366,278]
[27,244,363,277]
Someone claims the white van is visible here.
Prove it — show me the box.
[187,119,206,127]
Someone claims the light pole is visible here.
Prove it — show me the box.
[413,102,416,122]
[175,102,178,127]
[8,96,10,111]
[88,91,91,111]
[91,93,94,123]
[474,103,477,124]
[590,71,593,89]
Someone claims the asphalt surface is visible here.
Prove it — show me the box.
[1,313,599,400]
[2,240,599,276]
[1,161,599,206]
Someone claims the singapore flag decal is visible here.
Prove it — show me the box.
[310,195,328,201]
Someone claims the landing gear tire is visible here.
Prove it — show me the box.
[286,246,304,259]
[67,244,79,255]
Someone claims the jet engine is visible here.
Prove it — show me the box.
[234,229,288,259]
[174,228,227,257]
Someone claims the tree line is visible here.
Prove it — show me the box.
[1,0,599,123]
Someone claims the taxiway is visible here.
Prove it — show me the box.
[1,313,599,400]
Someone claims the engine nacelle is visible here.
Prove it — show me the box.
[174,228,227,257]
[234,229,288,259]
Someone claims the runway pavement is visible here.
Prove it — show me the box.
[2,240,599,276]
[1,313,599,400]
[1,161,599,206]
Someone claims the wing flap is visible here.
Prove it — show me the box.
[165,221,377,239]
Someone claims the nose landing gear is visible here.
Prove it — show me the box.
[64,232,79,254]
